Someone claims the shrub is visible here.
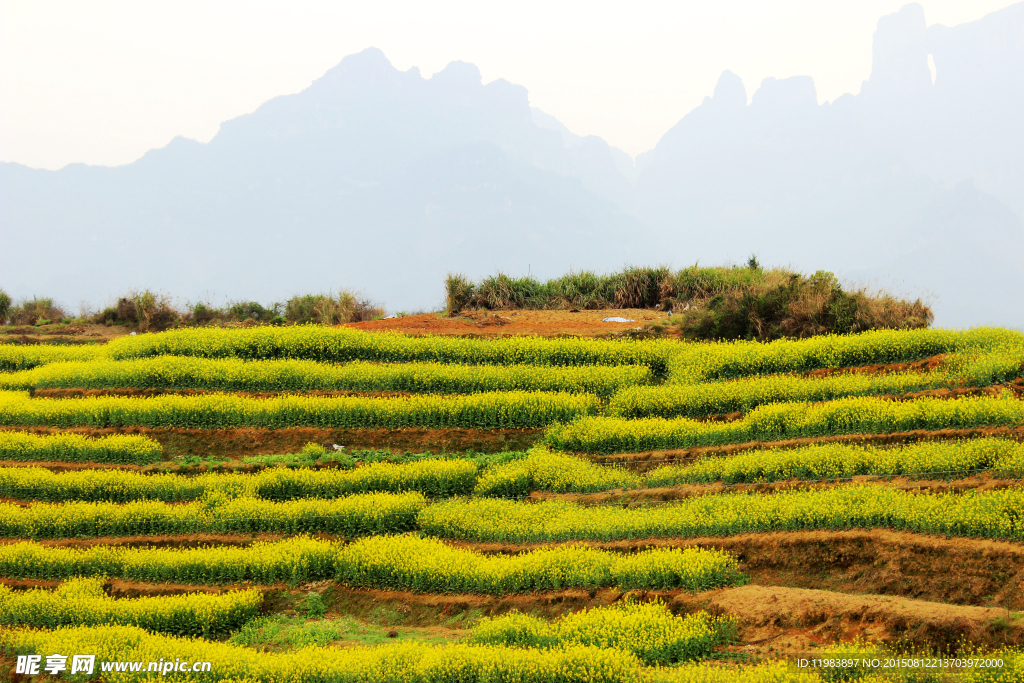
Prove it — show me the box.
[445,273,475,315]
[8,297,67,326]
[0,290,10,324]
[285,291,383,325]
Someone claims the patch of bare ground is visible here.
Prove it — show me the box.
[591,426,1024,471]
[1,425,541,459]
[673,585,1024,655]
[795,354,951,379]
[529,474,1024,505]
[0,323,126,343]
[343,309,668,338]
[452,530,1024,610]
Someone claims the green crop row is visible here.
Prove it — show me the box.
[0,534,742,594]
[0,492,424,539]
[0,389,597,429]
[0,356,652,399]
[0,430,163,465]
[466,601,735,665]
[666,327,1024,384]
[0,344,100,372]
[105,326,676,374]
[0,578,261,638]
[646,437,1024,486]
[3,623,1016,683]
[474,447,640,497]
[2,624,644,683]
[0,458,478,503]
[546,393,1024,454]
[418,485,1024,543]
[610,351,1024,420]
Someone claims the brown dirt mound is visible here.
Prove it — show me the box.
[674,585,1024,654]
[344,309,668,338]
[797,354,950,379]
[591,426,1024,471]
[3,425,541,457]
[454,529,1024,610]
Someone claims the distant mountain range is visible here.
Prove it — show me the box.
[2,2,1022,327]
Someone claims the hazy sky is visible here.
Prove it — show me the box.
[1,0,1016,169]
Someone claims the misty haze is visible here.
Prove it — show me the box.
[2,2,1022,327]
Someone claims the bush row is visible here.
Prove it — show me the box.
[0,492,424,539]
[546,393,1024,454]
[418,485,1024,543]
[1,356,651,398]
[0,430,163,465]
[0,535,742,594]
[0,578,260,638]
[0,389,597,429]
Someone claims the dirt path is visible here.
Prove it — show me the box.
[453,529,1024,610]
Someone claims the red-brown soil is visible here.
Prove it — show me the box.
[454,529,1024,610]
[344,309,668,338]
[674,585,1024,654]
[3,425,541,458]
[590,426,1024,471]
[797,354,951,379]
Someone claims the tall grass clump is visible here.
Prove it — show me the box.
[6,297,68,326]
[285,291,383,325]
[0,290,10,325]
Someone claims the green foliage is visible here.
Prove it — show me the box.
[0,290,10,324]
[298,592,327,619]
[285,291,383,325]
[6,297,67,326]
[444,264,931,340]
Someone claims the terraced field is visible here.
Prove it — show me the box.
[2,325,1024,681]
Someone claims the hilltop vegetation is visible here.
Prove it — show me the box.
[446,262,932,341]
